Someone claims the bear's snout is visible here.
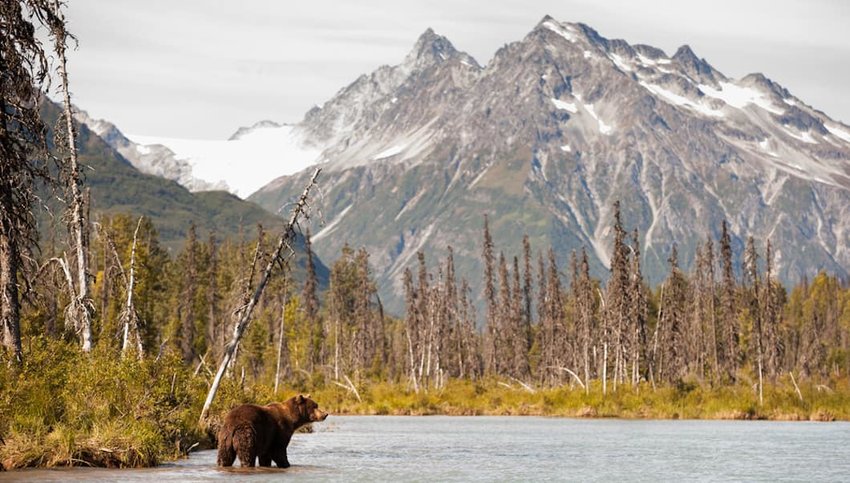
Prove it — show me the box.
[312,409,329,422]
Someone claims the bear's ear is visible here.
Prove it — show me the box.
[296,394,305,403]
[304,393,311,399]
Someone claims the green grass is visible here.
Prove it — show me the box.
[296,376,850,421]
[0,339,247,469]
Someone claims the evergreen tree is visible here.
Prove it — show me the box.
[482,215,497,374]
[512,255,530,378]
[180,224,198,364]
[0,0,53,362]
[658,245,688,383]
[605,201,631,389]
[718,220,739,380]
[302,229,322,371]
[629,229,648,384]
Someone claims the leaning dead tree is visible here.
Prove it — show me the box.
[200,168,321,424]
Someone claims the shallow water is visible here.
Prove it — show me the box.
[3,416,849,481]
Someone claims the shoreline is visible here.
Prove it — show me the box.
[322,407,842,421]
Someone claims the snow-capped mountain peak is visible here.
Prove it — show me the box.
[249,15,850,313]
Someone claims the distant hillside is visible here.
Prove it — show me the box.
[39,99,329,287]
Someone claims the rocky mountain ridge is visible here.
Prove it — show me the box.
[250,16,850,314]
[189,17,850,312]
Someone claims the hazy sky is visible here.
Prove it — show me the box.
[63,0,850,139]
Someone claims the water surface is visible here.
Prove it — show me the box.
[3,416,848,481]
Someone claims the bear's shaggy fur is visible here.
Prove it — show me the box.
[216,394,328,468]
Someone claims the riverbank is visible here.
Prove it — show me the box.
[2,341,849,470]
[303,377,850,421]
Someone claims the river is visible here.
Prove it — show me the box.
[2,416,848,481]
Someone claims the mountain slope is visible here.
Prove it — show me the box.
[72,108,227,192]
[41,100,329,286]
[250,16,850,313]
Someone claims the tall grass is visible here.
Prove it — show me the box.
[0,338,254,469]
[293,376,850,421]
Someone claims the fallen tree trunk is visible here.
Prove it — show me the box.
[199,168,320,424]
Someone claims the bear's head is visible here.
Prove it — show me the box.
[291,394,328,425]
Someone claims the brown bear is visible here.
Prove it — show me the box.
[216,394,328,468]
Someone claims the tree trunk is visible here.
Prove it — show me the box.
[199,168,320,424]
[50,0,93,351]
[0,218,22,362]
[121,217,144,357]
[274,289,288,394]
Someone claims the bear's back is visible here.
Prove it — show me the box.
[223,404,277,429]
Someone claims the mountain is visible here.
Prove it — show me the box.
[126,120,319,198]
[72,108,228,192]
[43,100,330,286]
[249,16,850,313]
[73,110,321,198]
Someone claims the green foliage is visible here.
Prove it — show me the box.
[0,339,208,468]
[286,377,850,421]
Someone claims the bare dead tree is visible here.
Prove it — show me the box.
[119,216,144,358]
[200,168,320,424]
[274,272,289,394]
[44,0,94,351]
[402,267,420,392]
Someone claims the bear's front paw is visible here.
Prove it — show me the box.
[279,460,291,469]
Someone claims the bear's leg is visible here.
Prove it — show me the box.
[237,446,256,467]
[271,446,290,468]
[258,454,272,467]
[233,428,258,467]
[216,441,236,467]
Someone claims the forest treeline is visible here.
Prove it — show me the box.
[10,205,849,400]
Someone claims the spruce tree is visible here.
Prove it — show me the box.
[482,215,497,374]
[302,229,322,370]
[0,0,53,362]
[719,220,739,380]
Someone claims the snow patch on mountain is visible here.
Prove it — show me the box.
[699,82,784,114]
[826,123,850,144]
[313,205,352,242]
[639,81,724,117]
[542,19,578,43]
[551,98,578,113]
[584,104,614,135]
[609,53,633,72]
[374,144,406,160]
[130,124,321,198]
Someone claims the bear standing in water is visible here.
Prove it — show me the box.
[217,394,328,468]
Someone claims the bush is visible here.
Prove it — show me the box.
[0,338,209,469]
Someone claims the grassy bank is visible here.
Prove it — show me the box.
[0,339,265,470]
[298,376,850,421]
[2,341,849,470]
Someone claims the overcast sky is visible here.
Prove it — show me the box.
[62,0,850,139]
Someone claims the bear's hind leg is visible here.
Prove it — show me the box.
[216,442,236,467]
[233,427,258,467]
[258,454,272,467]
[237,446,257,467]
[271,446,290,468]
